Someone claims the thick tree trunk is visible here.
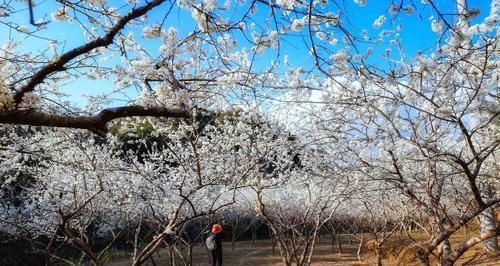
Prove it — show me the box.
[417,249,430,266]
[478,207,498,252]
[188,244,194,266]
[441,258,454,266]
[479,184,498,252]
[375,245,383,266]
[306,227,320,266]
[440,239,452,261]
[272,239,277,255]
[169,246,175,266]
[337,237,343,254]
[432,212,452,263]
[357,235,364,262]
[251,230,256,247]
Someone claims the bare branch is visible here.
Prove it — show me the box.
[0,106,190,134]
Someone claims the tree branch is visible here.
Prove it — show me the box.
[13,0,167,105]
[0,106,190,134]
[449,227,500,264]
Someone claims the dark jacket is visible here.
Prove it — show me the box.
[209,232,225,266]
[209,231,225,251]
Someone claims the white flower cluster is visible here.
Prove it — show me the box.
[221,49,251,68]
[86,0,107,4]
[268,30,279,40]
[217,71,247,85]
[251,32,275,54]
[177,0,194,9]
[0,7,7,17]
[0,91,14,111]
[431,19,443,33]
[372,15,386,29]
[291,17,306,32]
[0,63,12,112]
[204,0,218,11]
[330,49,349,64]
[315,31,326,40]
[192,8,209,33]
[276,0,297,9]
[143,25,162,39]
[217,34,237,50]
[286,67,305,88]
[354,0,366,7]
[17,26,29,33]
[329,37,338,46]
[164,27,178,44]
[52,7,69,21]
[20,92,40,110]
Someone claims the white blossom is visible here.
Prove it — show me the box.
[268,30,279,40]
[142,25,162,39]
[316,31,326,40]
[291,18,305,32]
[0,7,7,17]
[329,38,338,46]
[0,93,14,111]
[52,7,69,21]
[192,8,209,32]
[372,15,386,29]
[354,0,366,7]
[88,0,107,4]
[20,92,40,109]
[431,19,444,33]
[17,26,29,33]
[204,0,218,11]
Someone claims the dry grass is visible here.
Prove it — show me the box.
[366,230,499,266]
[107,232,499,266]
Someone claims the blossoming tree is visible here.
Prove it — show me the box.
[0,0,498,265]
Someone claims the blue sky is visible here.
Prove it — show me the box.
[0,0,492,108]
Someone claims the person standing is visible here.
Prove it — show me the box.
[206,223,225,266]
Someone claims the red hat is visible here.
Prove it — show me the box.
[212,224,223,233]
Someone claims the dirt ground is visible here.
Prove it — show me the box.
[108,233,499,266]
[108,237,372,266]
